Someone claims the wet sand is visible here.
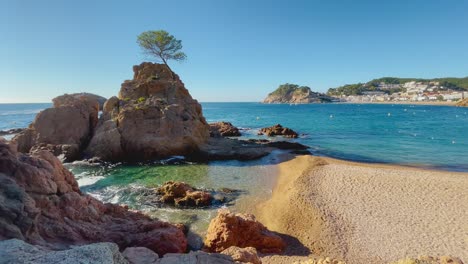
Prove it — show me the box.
[256,155,468,264]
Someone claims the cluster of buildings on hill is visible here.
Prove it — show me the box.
[341,81,466,103]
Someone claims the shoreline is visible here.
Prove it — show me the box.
[255,155,468,264]
[337,101,457,106]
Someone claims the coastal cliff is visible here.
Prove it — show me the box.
[263,84,336,104]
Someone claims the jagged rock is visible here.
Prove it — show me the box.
[204,209,286,254]
[389,255,464,264]
[123,247,159,264]
[258,124,298,138]
[12,93,100,162]
[263,84,336,104]
[0,139,187,256]
[86,62,209,161]
[158,251,234,264]
[157,181,212,207]
[209,122,241,137]
[0,239,129,264]
[221,246,261,264]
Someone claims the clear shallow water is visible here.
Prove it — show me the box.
[2,102,467,248]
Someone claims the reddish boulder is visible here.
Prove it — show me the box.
[209,122,241,137]
[221,246,261,264]
[156,181,213,207]
[258,124,298,138]
[203,209,285,254]
[0,138,186,255]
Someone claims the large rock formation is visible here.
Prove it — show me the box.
[263,83,336,104]
[12,94,100,162]
[86,62,209,161]
[203,209,286,254]
[0,138,186,256]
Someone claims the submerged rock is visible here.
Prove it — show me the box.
[86,62,209,161]
[0,139,187,255]
[209,122,241,137]
[204,209,286,254]
[0,128,25,136]
[258,124,298,138]
[156,181,213,207]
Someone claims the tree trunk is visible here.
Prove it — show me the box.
[162,59,175,80]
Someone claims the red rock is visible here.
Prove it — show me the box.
[204,209,286,254]
[157,181,212,207]
[209,122,241,137]
[0,139,187,255]
[221,246,261,264]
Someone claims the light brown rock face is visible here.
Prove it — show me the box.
[86,62,209,161]
[203,209,286,254]
[209,122,241,137]
[456,98,468,107]
[12,94,100,161]
[0,138,187,256]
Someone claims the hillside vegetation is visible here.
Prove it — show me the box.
[327,77,468,96]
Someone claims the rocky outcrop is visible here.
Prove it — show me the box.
[456,98,468,107]
[0,138,186,255]
[209,122,241,137]
[221,246,261,264]
[0,239,128,264]
[258,124,298,138]
[156,181,213,207]
[204,209,286,254]
[263,84,336,104]
[12,94,100,162]
[85,62,209,161]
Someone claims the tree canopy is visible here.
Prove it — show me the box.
[137,30,186,77]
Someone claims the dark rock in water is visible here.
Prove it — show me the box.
[209,122,241,137]
[12,93,100,162]
[0,139,187,256]
[258,124,298,138]
[290,149,312,155]
[0,128,25,136]
[157,181,213,207]
[86,62,209,162]
[246,139,308,150]
[189,138,272,161]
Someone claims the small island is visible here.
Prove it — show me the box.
[263,83,338,104]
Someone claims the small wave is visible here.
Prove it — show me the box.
[0,109,43,116]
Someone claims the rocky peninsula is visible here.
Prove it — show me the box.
[263,84,337,104]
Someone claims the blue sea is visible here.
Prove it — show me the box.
[2,102,467,248]
[1,102,468,171]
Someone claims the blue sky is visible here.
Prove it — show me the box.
[1,0,467,103]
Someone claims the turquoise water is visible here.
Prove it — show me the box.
[203,103,468,171]
[2,102,467,247]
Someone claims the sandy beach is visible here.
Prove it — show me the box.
[256,155,468,264]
